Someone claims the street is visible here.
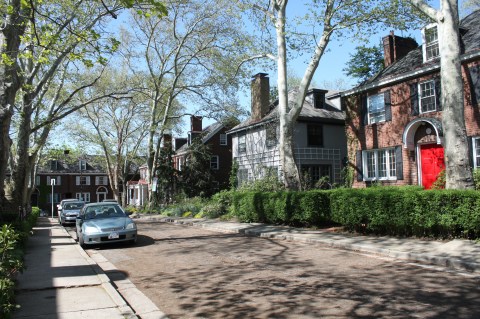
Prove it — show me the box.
[67,220,480,319]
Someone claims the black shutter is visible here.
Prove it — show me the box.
[395,146,404,180]
[410,83,419,115]
[384,90,392,121]
[361,95,368,126]
[356,150,364,182]
[435,78,442,111]
[469,65,480,106]
[468,137,475,169]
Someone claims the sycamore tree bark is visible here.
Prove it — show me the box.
[0,0,30,206]
[251,0,416,190]
[408,0,474,189]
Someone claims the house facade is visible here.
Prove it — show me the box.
[33,156,114,214]
[173,116,235,192]
[228,73,347,187]
[126,164,149,207]
[342,10,480,189]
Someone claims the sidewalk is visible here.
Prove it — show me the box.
[139,214,480,275]
[13,217,138,319]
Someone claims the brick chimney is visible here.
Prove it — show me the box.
[382,31,418,67]
[162,133,172,150]
[190,116,202,132]
[251,73,270,121]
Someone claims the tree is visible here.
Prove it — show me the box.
[0,0,166,209]
[69,67,150,206]
[407,0,474,189]
[180,138,216,198]
[343,45,384,83]
[123,0,249,205]
[245,0,418,190]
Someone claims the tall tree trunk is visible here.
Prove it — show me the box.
[0,0,29,206]
[275,0,301,190]
[438,0,474,189]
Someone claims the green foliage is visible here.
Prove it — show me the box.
[237,170,285,192]
[180,138,216,198]
[0,207,39,318]
[160,197,205,217]
[431,169,446,189]
[473,168,480,190]
[343,45,384,83]
[154,146,177,205]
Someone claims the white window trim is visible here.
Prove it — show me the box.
[418,80,437,114]
[76,192,90,202]
[211,155,219,170]
[367,92,386,125]
[238,135,246,153]
[95,176,108,185]
[220,134,227,146]
[362,148,397,181]
[422,23,439,63]
[473,137,480,169]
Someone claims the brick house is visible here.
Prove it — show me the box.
[173,116,235,193]
[342,10,480,189]
[228,73,347,187]
[33,156,114,214]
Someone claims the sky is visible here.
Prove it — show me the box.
[53,0,471,148]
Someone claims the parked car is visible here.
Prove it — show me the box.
[59,201,85,226]
[57,198,78,216]
[75,202,137,248]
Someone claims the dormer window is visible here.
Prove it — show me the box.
[314,92,325,109]
[50,160,58,170]
[79,160,87,171]
[422,24,439,62]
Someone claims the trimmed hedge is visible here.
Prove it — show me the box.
[227,187,480,239]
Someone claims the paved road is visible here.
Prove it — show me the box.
[68,220,480,319]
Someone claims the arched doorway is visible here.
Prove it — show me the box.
[402,118,444,189]
[96,186,108,202]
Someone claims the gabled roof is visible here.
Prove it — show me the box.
[37,155,107,174]
[175,121,225,154]
[342,10,480,96]
[228,89,345,134]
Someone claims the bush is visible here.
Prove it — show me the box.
[0,207,39,318]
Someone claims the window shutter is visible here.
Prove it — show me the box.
[86,176,91,185]
[410,83,419,115]
[76,176,80,185]
[384,90,392,121]
[57,176,61,186]
[469,65,479,106]
[95,176,99,185]
[356,150,363,182]
[395,146,404,180]
[434,78,442,110]
[361,95,368,126]
[47,176,51,185]
[468,137,475,169]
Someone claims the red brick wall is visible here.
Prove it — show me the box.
[346,59,480,188]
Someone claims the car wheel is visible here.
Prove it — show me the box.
[78,232,85,248]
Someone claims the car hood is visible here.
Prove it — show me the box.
[83,217,131,232]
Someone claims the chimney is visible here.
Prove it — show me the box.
[251,73,270,121]
[383,31,418,67]
[162,134,172,150]
[190,116,202,132]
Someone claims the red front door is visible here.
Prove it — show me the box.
[420,144,445,189]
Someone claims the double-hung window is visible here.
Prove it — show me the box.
[423,25,439,62]
[367,93,386,124]
[419,80,437,113]
[307,124,323,147]
[210,156,219,170]
[220,134,227,146]
[363,148,397,180]
[238,135,246,154]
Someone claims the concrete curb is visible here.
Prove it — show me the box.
[57,223,139,319]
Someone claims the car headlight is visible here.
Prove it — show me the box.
[84,226,99,234]
[125,222,136,230]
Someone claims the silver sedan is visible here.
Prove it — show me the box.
[75,202,137,247]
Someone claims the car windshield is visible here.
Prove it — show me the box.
[64,202,84,209]
[83,205,126,220]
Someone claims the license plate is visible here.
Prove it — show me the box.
[108,232,119,239]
